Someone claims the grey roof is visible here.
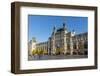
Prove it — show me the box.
[57,28,64,32]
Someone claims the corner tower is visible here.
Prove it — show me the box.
[62,23,67,54]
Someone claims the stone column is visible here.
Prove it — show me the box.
[64,34,67,54]
[76,42,79,49]
[70,37,73,55]
[51,26,56,55]
[76,40,79,54]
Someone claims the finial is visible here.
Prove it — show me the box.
[63,22,66,27]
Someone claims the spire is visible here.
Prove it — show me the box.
[63,22,66,28]
[63,22,65,26]
[63,22,66,30]
[62,17,66,29]
[52,26,56,35]
[53,26,56,31]
[62,22,68,33]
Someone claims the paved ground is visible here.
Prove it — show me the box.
[28,55,88,61]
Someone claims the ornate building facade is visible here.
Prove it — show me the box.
[28,23,88,56]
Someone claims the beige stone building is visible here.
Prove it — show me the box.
[47,23,88,55]
[36,41,48,54]
[29,23,88,56]
[28,37,37,56]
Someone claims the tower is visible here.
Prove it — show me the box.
[63,23,67,54]
[63,22,68,33]
[28,37,37,56]
[52,26,56,35]
[70,30,75,55]
[51,26,56,54]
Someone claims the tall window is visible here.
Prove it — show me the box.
[73,43,76,49]
[67,43,70,50]
[84,41,88,49]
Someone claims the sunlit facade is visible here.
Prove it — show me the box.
[29,23,88,56]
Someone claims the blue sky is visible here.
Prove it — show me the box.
[28,15,88,42]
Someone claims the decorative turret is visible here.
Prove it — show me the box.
[32,37,36,42]
[72,29,75,36]
[63,22,66,29]
[63,22,68,33]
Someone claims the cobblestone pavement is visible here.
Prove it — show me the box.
[28,55,88,61]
